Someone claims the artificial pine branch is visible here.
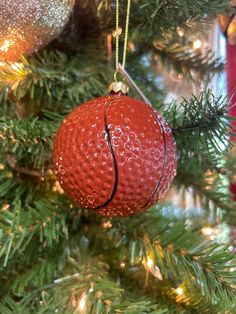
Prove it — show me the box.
[0,117,56,169]
[1,255,171,314]
[105,0,230,42]
[0,167,69,267]
[107,210,236,307]
[151,43,224,80]
[0,0,235,312]
[0,50,111,109]
[163,91,236,216]
[176,164,236,218]
[166,91,232,165]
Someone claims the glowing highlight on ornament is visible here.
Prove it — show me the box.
[78,293,87,312]
[202,227,213,236]
[0,40,12,52]
[193,39,202,49]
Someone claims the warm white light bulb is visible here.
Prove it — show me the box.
[146,256,154,269]
[193,39,202,49]
[176,287,184,295]
[78,293,87,311]
[202,227,213,236]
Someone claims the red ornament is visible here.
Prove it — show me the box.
[53,95,177,217]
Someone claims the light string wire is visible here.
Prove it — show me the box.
[114,0,132,81]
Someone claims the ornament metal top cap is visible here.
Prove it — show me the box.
[108,81,129,95]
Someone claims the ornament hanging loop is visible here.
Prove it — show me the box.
[113,0,132,79]
[122,0,131,68]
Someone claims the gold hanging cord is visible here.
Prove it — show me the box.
[113,0,132,80]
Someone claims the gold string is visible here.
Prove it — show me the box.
[122,0,131,68]
[114,0,132,81]
[114,0,120,81]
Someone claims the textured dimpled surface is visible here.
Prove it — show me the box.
[53,95,177,217]
[0,0,74,62]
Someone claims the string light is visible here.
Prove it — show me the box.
[201,226,220,242]
[78,292,87,312]
[10,62,24,71]
[52,181,64,194]
[202,227,213,236]
[6,172,13,178]
[142,254,163,280]
[193,39,202,49]
[2,204,10,211]
[154,266,163,281]
[176,27,184,37]
[120,262,126,268]
[146,256,154,269]
[103,221,113,229]
[175,286,184,296]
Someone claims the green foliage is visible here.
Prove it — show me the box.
[107,209,236,310]
[163,91,236,218]
[152,43,224,80]
[0,51,111,112]
[0,167,69,268]
[0,118,55,169]
[1,209,235,313]
[0,0,235,313]
[121,0,229,40]
[169,91,231,160]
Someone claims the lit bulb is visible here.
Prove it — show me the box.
[202,227,213,236]
[103,221,113,229]
[120,262,126,269]
[176,287,184,296]
[193,40,202,49]
[78,293,87,312]
[10,62,24,71]
[177,27,184,37]
[146,256,154,269]
[154,266,163,280]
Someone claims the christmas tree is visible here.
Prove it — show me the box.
[0,0,236,313]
